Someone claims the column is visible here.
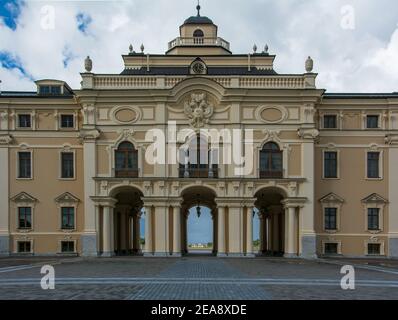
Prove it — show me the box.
[284,206,297,258]
[130,216,134,252]
[135,213,142,253]
[217,206,226,257]
[144,206,153,256]
[102,206,114,257]
[213,209,218,255]
[389,146,398,258]
[246,207,254,257]
[120,211,127,253]
[259,213,264,254]
[272,214,279,253]
[0,139,10,255]
[301,140,317,258]
[81,130,100,257]
[172,206,181,256]
[95,206,100,255]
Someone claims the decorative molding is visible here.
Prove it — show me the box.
[297,128,319,140]
[256,105,287,124]
[361,193,388,204]
[385,134,398,145]
[55,192,80,205]
[11,192,37,205]
[79,129,100,142]
[184,93,214,128]
[0,134,13,145]
[319,192,345,204]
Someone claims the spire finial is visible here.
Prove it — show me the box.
[196,0,201,16]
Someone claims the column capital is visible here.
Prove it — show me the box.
[0,134,13,146]
[90,196,117,208]
[79,129,100,143]
[281,197,307,209]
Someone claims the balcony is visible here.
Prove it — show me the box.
[168,37,230,51]
[259,170,284,179]
[115,169,139,178]
[179,167,219,179]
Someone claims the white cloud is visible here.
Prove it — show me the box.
[0,0,398,93]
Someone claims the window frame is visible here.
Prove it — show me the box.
[17,207,33,230]
[114,141,139,178]
[323,114,338,129]
[59,150,76,180]
[59,114,75,130]
[365,150,383,180]
[60,207,76,231]
[15,240,33,254]
[59,240,77,254]
[17,150,33,180]
[322,150,339,180]
[366,114,380,129]
[17,114,32,129]
[365,240,385,256]
[259,142,284,179]
[324,207,338,231]
[322,241,342,256]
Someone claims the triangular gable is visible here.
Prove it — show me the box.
[362,193,388,204]
[11,192,37,203]
[54,192,80,203]
[319,193,344,204]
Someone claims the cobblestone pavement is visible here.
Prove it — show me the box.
[0,256,397,300]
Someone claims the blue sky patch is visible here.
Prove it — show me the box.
[0,0,23,30]
[62,46,77,68]
[76,12,92,35]
[0,50,33,80]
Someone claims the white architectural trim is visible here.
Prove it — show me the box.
[365,147,383,180]
[322,148,340,180]
[16,149,33,180]
[58,148,76,180]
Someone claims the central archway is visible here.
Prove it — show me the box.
[180,186,217,256]
[254,187,287,256]
[110,186,144,256]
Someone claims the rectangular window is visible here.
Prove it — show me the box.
[18,152,31,179]
[61,241,75,253]
[18,207,32,229]
[17,241,31,253]
[368,208,380,231]
[324,208,337,230]
[324,115,337,129]
[367,152,380,179]
[61,207,75,230]
[60,115,74,128]
[366,115,379,129]
[61,152,74,179]
[324,151,338,178]
[39,85,61,95]
[367,243,381,255]
[324,243,338,255]
[18,114,31,128]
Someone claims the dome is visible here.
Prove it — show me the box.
[184,15,213,25]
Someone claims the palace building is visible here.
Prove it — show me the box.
[1,5,398,259]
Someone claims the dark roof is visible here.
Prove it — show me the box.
[121,66,278,76]
[324,93,398,99]
[184,15,213,25]
[0,91,74,99]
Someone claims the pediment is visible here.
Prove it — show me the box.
[55,192,80,204]
[11,192,37,203]
[319,193,344,204]
[362,193,388,204]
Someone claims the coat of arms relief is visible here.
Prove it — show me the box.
[184,93,214,128]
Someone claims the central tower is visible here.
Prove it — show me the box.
[166,3,231,55]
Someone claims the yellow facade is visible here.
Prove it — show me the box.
[1,8,398,259]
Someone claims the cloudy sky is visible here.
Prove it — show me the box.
[1,0,398,93]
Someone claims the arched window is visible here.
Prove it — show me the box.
[115,142,138,178]
[193,29,204,38]
[193,29,204,44]
[260,142,283,178]
[179,135,218,178]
